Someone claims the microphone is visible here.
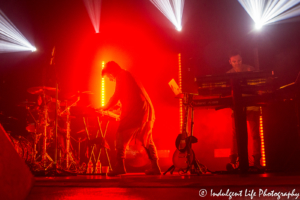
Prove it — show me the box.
[50,46,55,65]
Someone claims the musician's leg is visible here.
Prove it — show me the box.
[142,122,161,175]
[247,110,261,168]
[227,112,238,171]
[145,136,158,160]
[108,128,137,176]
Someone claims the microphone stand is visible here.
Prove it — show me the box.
[48,46,76,176]
[51,47,59,171]
[46,46,59,175]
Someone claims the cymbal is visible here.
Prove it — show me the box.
[81,91,94,95]
[59,114,76,119]
[27,86,58,95]
[64,91,94,100]
[59,99,79,107]
[17,101,36,107]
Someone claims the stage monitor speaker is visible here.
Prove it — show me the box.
[263,101,300,171]
[0,124,34,200]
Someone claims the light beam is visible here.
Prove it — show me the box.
[150,0,185,31]
[83,0,101,33]
[0,10,36,53]
[238,0,300,30]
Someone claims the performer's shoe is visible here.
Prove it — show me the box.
[145,160,161,175]
[226,162,238,171]
[251,154,266,172]
[226,154,239,172]
[107,169,126,176]
[107,159,126,176]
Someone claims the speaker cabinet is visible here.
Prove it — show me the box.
[0,124,34,200]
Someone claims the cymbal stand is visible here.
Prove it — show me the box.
[34,47,75,176]
[65,106,76,170]
[41,93,53,169]
[60,98,80,170]
[25,105,39,164]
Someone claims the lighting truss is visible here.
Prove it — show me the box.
[238,0,300,29]
[0,10,36,53]
[150,0,185,31]
[83,0,101,33]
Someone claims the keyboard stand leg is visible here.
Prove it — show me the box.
[96,117,112,173]
[163,165,175,175]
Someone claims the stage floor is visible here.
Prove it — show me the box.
[26,172,300,200]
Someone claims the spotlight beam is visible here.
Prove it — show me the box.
[238,0,300,29]
[0,10,36,53]
[0,41,34,53]
[83,0,101,33]
[150,0,185,31]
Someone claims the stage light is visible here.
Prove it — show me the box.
[101,61,105,107]
[178,53,183,133]
[238,0,300,30]
[83,0,101,33]
[150,0,185,31]
[0,10,36,53]
[259,108,266,167]
[255,22,263,30]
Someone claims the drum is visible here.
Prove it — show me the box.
[10,135,33,163]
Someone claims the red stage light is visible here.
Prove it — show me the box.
[260,109,266,166]
[178,53,183,133]
[101,61,105,106]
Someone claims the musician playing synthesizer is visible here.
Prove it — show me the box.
[100,61,161,176]
[226,50,262,171]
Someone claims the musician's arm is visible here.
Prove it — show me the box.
[102,95,119,111]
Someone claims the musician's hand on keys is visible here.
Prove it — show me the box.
[94,107,120,121]
[98,104,110,111]
[95,107,104,114]
[97,107,112,115]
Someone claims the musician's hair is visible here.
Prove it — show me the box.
[228,49,242,58]
[102,61,121,77]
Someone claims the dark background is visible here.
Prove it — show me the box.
[1,0,300,171]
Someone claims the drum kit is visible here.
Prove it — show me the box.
[15,85,119,174]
